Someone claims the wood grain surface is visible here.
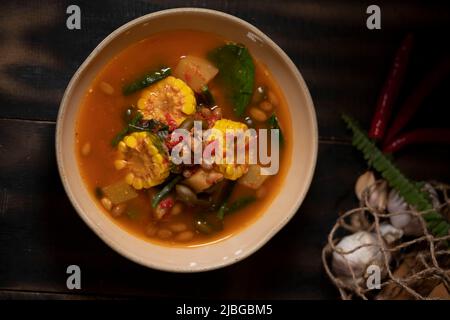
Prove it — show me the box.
[0,0,449,299]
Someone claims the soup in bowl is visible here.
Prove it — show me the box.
[56,8,317,271]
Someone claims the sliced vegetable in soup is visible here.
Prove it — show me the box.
[75,30,292,247]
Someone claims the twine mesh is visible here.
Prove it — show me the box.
[322,181,450,300]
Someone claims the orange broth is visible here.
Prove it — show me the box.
[75,30,292,247]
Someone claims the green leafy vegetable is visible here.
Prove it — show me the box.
[128,119,168,133]
[342,114,449,238]
[208,43,255,117]
[148,132,168,156]
[267,114,284,145]
[122,66,171,95]
[151,175,182,208]
[112,112,169,148]
[111,112,143,146]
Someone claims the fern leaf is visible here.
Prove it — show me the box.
[342,114,449,238]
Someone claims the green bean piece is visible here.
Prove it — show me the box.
[200,85,216,106]
[151,175,182,208]
[217,195,256,220]
[226,196,256,213]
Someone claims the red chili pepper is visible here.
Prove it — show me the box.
[164,112,178,131]
[165,134,183,150]
[383,57,450,145]
[369,34,414,140]
[383,128,450,153]
[159,197,174,209]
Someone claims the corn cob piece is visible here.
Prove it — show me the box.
[209,119,249,180]
[114,132,170,190]
[137,76,196,128]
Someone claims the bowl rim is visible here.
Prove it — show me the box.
[56,7,318,272]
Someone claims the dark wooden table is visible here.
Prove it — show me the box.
[1,0,449,300]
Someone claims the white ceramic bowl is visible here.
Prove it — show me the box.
[56,8,318,272]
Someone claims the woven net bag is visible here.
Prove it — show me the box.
[322,182,450,300]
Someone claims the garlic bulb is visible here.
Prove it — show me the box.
[388,189,423,236]
[355,171,376,200]
[366,181,388,211]
[332,231,389,280]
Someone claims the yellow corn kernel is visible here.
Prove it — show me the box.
[154,153,164,164]
[133,177,143,190]
[125,172,135,185]
[137,98,146,109]
[118,141,127,152]
[146,177,155,186]
[226,165,233,177]
[124,136,137,148]
[114,160,127,170]
[217,164,248,180]
[148,144,158,155]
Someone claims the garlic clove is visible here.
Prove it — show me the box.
[379,223,403,244]
[387,189,410,228]
[355,171,376,200]
[367,181,388,211]
[387,189,423,236]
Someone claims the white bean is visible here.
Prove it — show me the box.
[157,229,173,239]
[175,231,194,242]
[81,142,91,156]
[249,107,268,122]
[100,81,114,95]
[145,224,158,237]
[267,91,279,107]
[259,100,273,112]
[169,223,187,233]
[100,197,112,211]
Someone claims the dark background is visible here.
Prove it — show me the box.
[0,0,449,299]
